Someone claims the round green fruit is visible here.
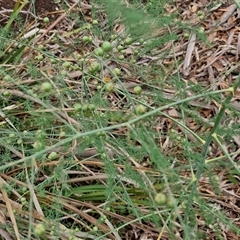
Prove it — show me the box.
[135,104,147,114]
[93,226,98,231]
[89,62,100,72]
[102,41,112,52]
[133,86,142,95]
[43,17,50,23]
[48,151,59,160]
[82,36,90,43]
[117,45,124,51]
[105,82,115,92]
[124,37,133,45]
[118,54,124,60]
[139,38,144,44]
[17,138,23,145]
[36,54,44,61]
[94,47,104,56]
[198,27,205,33]
[73,103,82,112]
[3,90,10,96]
[33,141,45,151]
[167,196,177,208]
[88,104,95,111]
[62,61,71,68]
[183,32,189,38]
[36,130,46,139]
[113,68,121,76]
[41,82,52,92]
[34,223,46,237]
[154,193,167,205]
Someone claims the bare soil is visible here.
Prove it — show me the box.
[0,0,58,26]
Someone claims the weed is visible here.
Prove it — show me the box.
[0,0,240,239]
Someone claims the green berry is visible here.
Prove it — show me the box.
[9,133,15,138]
[212,175,219,182]
[82,35,92,43]
[113,68,121,76]
[48,152,58,160]
[33,141,45,151]
[133,86,142,95]
[92,20,98,25]
[82,105,89,111]
[135,104,147,114]
[88,36,93,42]
[17,138,23,145]
[110,34,117,40]
[34,223,46,237]
[50,59,56,64]
[38,44,44,50]
[73,103,82,112]
[101,41,112,52]
[20,197,27,204]
[88,104,95,111]
[117,45,124,51]
[94,47,104,56]
[134,49,139,55]
[43,17,50,23]
[3,90,10,96]
[183,32,189,38]
[82,36,90,43]
[198,27,205,33]
[23,130,28,136]
[36,54,44,61]
[36,130,46,139]
[139,38,144,44]
[118,54,124,60]
[167,196,177,208]
[124,37,133,45]
[89,61,100,72]
[154,193,167,205]
[62,61,71,69]
[93,226,98,231]
[105,82,115,92]
[41,82,52,92]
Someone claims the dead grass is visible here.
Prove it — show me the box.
[0,0,240,240]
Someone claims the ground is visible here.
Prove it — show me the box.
[0,0,58,25]
[0,1,240,240]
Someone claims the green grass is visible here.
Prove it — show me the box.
[0,0,240,239]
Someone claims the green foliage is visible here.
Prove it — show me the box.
[0,0,240,239]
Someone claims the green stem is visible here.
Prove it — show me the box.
[197,76,240,179]
[0,88,234,171]
[212,133,240,175]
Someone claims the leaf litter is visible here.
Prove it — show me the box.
[0,0,240,239]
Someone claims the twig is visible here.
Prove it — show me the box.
[33,1,79,44]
